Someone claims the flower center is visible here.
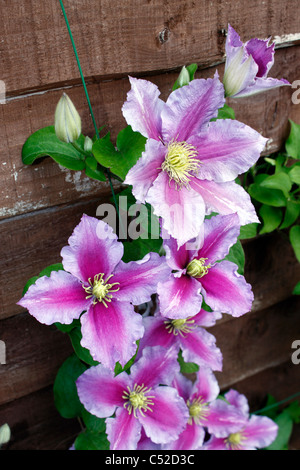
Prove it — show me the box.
[122,384,155,418]
[83,273,120,307]
[186,258,211,278]
[226,432,245,450]
[164,317,195,337]
[161,140,200,189]
[187,398,209,425]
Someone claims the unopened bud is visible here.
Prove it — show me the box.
[178,66,190,87]
[84,136,93,152]
[0,424,11,446]
[55,93,81,143]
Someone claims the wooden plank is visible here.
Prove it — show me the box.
[0,386,81,450]
[1,0,299,95]
[212,296,300,390]
[1,45,299,220]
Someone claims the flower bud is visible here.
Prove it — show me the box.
[84,136,93,152]
[177,66,190,87]
[55,93,82,143]
[0,424,11,446]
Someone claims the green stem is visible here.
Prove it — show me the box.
[253,391,300,415]
[71,141,88,159]
[58,0,126,239]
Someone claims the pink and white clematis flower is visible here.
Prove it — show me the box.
[76,346,189,450]
[163,367,247,450]
[157,213,254,319]
[204,389,278,450]
[18,215,170,370]
[223,24,290,98]
[136,308,223,371]
[122,74,266,246]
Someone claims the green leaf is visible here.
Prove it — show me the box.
[74,429,110,450]
[81,409,107,433]
[248,183,287,207]
[260,394,279,420]
[22,263,64,296]
[238,222,258,240]
[285,120,300,159]
[288,164,300,185]
[265,410,293,450]
[259,205,282,234]
[53,354,87,419]
[280,200,300,230]
[177,350,199,374]
[92,126,146,180]
[22,126,86,171]
[224,240,245,275]
[68,327,99,366]
[285,401,300,423]
[122,238,163,263]
[289,225,300,262]
[211,103,235,121]
[260,172,292,198]
[293,281,300,295]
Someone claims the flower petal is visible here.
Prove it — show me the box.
[172,372,194,403]
[113,252,171,305]
[161,77,225,142]
[200,260,254,317]
[180,327,223,371]
[243,414,278,449]
[190,178,259,226]
[76,364,130,418]
[234,76,290,98]
[124,139,166,203]
[122,76,165,140]
[163,236,192,271]
[203,436,228,450]
[131,345,180,389]
[224,389,249,417]
[188,119,267,183]
[80,300,144,370]
[147,171,206,247]
[223,45,258,97]
[157,274,202,319]
[163,421,205,450]
[139,386,189,445]
[136,315,176,361]
[106,407,142,450]
[198,213,240,264]
[61,215,123,283]
[190,366,220,404]
[192,308,222,328]
[245,37,275,78]
[17,270,91,325]
[206,399,247,438]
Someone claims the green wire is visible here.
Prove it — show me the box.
[59,0,126,238]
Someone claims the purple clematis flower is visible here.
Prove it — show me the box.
[76,346,189,450]
[204,389,278,450]
[163,367,247,450]
[157,213,254,319]
[223,24,290,98]
[122,74,266,246]
[136,308,223,371]
[17,215,170,370]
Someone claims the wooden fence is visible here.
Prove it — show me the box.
[0,0,299,449]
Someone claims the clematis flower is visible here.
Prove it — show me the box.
[122,74,266,246]
[204,389,278,450]
[76,346,189,450]
[136,308,223,371]
[157,213,254,319]
[163,367,247,450]
[17,215,170,370]
[223,24,290,98]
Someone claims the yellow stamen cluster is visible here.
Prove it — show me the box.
[187,398,209,425]
[164,318,196,337]
[186,258,211,278]
[226,432,245,450]
[161,140,201,189]
[83,273,120,307]
[123,384,155,418]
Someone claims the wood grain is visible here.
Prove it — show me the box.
[1,0,299,95]
[1,45,299,220]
